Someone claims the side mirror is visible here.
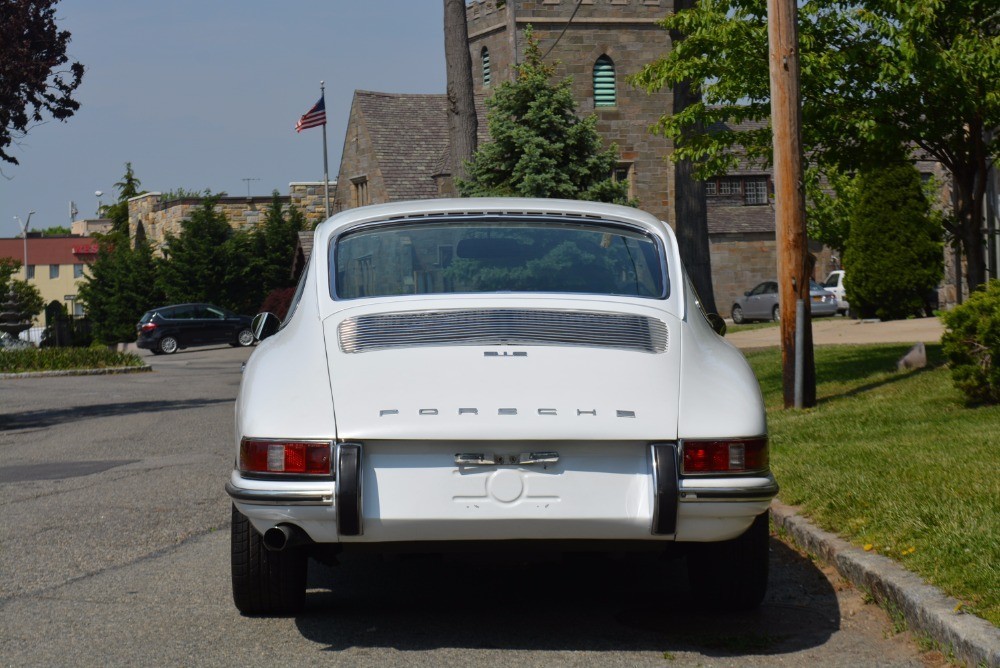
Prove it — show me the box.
[744,290,751,297]
[251,312,281,342]
[706,313,727,337]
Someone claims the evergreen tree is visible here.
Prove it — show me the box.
[457,27,628,204]
[214,191,307,315]
[843,163,943,320]
[78,164,163,344]
[155,198,233,306]
[257,191,306,293]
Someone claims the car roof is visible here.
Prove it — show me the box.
[316,197,673,240]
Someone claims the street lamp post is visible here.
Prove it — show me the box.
[14,211,35,280]
[95,191,103,217]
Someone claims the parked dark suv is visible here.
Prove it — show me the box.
[136,303,254,354]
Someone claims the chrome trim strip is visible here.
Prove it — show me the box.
[678,481,780,502]
[225,482,333,506]
[338,308,669,354]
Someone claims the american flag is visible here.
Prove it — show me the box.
[295,95,326,132]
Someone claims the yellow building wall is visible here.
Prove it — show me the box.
[18,263,88,327]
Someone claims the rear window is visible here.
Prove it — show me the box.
[332,219,665,300]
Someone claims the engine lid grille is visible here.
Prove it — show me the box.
[338,309,668,354]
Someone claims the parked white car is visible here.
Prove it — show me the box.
[226,198,777,615]
[823,270,849,315]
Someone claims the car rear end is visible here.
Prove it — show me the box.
[135,310,162,350]
[226,199,777,615]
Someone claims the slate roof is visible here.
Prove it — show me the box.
[705,116,773,176]
[355,91,450,201]
[707,205,776,235]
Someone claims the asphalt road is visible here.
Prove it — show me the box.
[0,345,942,666]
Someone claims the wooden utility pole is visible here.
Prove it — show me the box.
[767,0,816,408]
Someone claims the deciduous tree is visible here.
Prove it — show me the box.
[632,0,999,291]
[444,0,477,183]
[0,257,43,333]
[0,0,84,165]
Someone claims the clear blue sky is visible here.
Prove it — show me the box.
[1,0,446,238]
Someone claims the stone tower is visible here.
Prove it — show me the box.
[464,0,674,225]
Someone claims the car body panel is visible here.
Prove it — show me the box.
[323,298,683,441]
[229,198,775,547]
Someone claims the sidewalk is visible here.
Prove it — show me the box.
[726,315,945,349]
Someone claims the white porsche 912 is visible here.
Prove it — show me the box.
[226,198,777,615]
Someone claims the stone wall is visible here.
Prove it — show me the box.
[709,233,779,316]
[289,182,336,226]
[709,233,838,318]
[128,182,334,252]
[335,96,389,211]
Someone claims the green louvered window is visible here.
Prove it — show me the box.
[482,47,491,88]
[593,55,616,107]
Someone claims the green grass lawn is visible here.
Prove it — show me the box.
[0,347,146,373]
[744,344,1000,625]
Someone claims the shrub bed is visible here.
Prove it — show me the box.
[941,279,1000,404]
[0,347,146,374]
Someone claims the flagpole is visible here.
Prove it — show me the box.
[320,81,331,220]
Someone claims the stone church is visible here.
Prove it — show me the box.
[333,0,809,315]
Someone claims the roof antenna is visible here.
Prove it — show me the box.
[241,177,260,200]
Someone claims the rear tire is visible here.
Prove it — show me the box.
[731,305,745,325]
[231,504,307,615]
[687,511,770,611]
[158,336,178,354]
[771,305,781,322]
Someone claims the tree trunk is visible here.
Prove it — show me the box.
[670,1,717,315]
[954,171,988,294]
[444,0,478,185]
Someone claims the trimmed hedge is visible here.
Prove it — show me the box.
[941,280,1000,404]
[843,162,943,320]
[0,348,146,374]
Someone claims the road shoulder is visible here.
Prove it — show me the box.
[772,501,1000,667]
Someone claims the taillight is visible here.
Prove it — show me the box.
[682,437,768,474]
[140,322,157,332]
[239,439,333,476]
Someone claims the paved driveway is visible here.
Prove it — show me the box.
[0,345,943,666]
[726,315,944,349]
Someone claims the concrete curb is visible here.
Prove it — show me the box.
[771,501,1000,667]
[0,365,152,380]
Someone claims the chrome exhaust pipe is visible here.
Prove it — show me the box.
[262,524,307,552]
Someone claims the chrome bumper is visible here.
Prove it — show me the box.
[225,481,333,506]
[678,476,779,503]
